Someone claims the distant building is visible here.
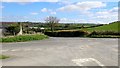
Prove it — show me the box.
[29,27,39,29]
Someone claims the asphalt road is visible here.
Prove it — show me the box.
[2,37,118,66]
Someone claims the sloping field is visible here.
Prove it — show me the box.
[85,21,120,32]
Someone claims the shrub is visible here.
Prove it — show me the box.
[4,24,20,36]
[45,30,88,37]
[1,34,48,42]
[88,31,120,38]
[89,31,120,36]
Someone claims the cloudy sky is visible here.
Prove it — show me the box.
[0,0,119,24]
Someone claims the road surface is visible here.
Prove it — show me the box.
[2,37,118,66]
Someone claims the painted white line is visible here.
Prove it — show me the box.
[72,58,104,66]
[89,58,104,66]
[2,50,9,52]
[11,49,21,51]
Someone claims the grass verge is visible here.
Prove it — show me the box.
[0,34,48,43]
[89,35,120,38]
[0,55,9,59]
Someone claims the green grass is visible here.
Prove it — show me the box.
[1,34,48,43]
[81,21,120,38]
[0,55,9,59]
[89,35,120,38]
[60,21,120,38]
[83,22,119,32]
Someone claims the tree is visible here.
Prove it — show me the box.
[45,16,60,32]
[5,24,20,36]
[22,21,31,34]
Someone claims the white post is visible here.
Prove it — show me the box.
[17,23,22,35]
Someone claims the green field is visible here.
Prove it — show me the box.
[84,21,119,32]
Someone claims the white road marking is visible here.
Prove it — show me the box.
[72,58,104,66]
[2,48,35,52]
[11,49,21,51]
[2,50,9,52]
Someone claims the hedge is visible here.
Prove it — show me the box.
[88,31,120,38]
[45,30,120,38]
[89,31,120,35]
[45,30,89,37]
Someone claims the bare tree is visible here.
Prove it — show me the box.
[45,16,60,32]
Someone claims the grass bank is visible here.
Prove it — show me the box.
[0,34,48,43]
[84,22,119,32]
[0,55,9,59]
[89,35,120,38]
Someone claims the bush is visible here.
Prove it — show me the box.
[1,34,48,42]
[89,31,120,36]
[45,30,88,37]
[88,31,120,38]
[3,24,20,36]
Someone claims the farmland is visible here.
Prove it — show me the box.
[84,21,119,32]
[1,21,120,38]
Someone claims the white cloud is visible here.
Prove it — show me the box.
[60,18,84,23]
[57,1,106,11]
[0,0,58,2]
[41,8,49,12]
[96,11,109,15]
[30,12,39,15]
[41,8,57,15]
[96,7,118,18]
[50,12,56,15]
[0,5,4,9]
[60,18,102,24]
[76,1,106,10]
[60,6,118,24]
[58,0,72,5]
[91,7,118,24]
[109,7,118,12]
[58,5,79,11]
